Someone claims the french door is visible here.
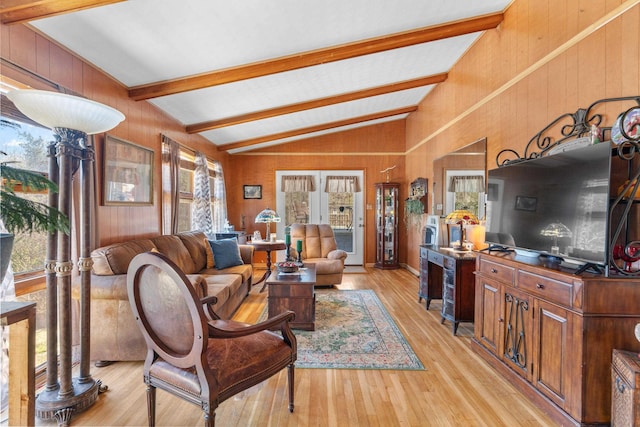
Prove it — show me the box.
[275,170,364,265]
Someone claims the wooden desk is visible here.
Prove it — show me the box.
[267,265,316,330]
[249,240,287,291]
[1,301,36,426]
[419,245,476,335]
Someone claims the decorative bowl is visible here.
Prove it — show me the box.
[276,262,299,273]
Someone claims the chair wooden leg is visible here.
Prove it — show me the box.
[203,410,214,427]
[146,385,156,427]
[288,364,295,413]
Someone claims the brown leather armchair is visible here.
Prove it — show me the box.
[289,223,347,286]
[127,252,297,427]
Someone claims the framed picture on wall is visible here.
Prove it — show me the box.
[243,185,262,199]
[103,134,154,205]
[515,195,537,211]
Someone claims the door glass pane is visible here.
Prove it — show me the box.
[285,192,309,226]
[328,192,353,252]
[454,191,479,215]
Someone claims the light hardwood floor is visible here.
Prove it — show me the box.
[36,267,558,426]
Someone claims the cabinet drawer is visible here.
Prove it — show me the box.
[443,256,456,270]
[478,258,514,283]
[517,271,572,306]
[428,251,444,266]
[420,246,429,259]
[443,285,454,300]
[442,299,454,317]
[268,283,314,298]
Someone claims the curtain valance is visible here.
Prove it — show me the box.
[282,175,316,192]
[324,176,362,193]
[448,175,484,193]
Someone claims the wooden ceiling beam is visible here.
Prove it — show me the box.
[0,0,124,25]
[220,105,416,152]
[129,12,503,100]
[186,73,446,133]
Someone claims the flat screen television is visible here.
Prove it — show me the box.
[485,142,615,269]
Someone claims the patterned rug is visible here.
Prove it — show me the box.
[260,289,424,370]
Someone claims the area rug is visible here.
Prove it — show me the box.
[260,289,424,370]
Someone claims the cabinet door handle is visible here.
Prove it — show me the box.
[491,268,498,274]
[536,283,545,289]
[615,376,626,393]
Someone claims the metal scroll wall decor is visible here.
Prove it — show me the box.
[495,96,640,277]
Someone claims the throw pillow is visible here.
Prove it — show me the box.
[208,238,244,270]
[204,238,215,268]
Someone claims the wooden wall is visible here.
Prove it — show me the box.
[2,0,638,271]
[0,23,226,247]
[226,121,406,265]
[404,0,640,270]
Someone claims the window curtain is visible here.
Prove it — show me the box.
[211,160,227,233]
[282,175,316,192]
[161,134,180,234]
[191,152,214,236]
[447,175,484,193]
[324,175,361,193]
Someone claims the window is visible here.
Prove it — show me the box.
[1,108,56,372]
[445,171,486,219]
[0,115,54,278]
[177,163,193,233]
[171,147,221,234]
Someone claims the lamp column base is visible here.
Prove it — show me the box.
[36,378,102,426]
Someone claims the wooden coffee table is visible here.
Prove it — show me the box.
[266,264,316,331]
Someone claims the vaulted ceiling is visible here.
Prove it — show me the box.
[1,0,511,153]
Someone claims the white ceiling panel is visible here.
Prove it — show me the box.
[227,115,409,154]
[203,87,430,145]
[32,0,509,85]
[150,34,478,125]
[21,0,512,152]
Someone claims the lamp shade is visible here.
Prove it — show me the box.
[255,208,281,224]
[540,222,572,238]
[7,89,124,134]
[445,209,478,225]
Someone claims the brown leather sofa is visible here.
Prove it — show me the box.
[72,231,254,363]
[289,223,347,286]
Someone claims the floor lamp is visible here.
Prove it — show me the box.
[7,90,124,425]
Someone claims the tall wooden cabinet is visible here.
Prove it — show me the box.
[375,182,399,269]
[473,252,640,426]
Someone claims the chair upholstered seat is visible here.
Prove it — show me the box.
[148,323,292,400]
[127,252,296,427]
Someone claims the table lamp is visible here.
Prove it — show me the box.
[7,89,124,423]
[540,221,572,255]
[445,209,479,250]
[255,208,280,241]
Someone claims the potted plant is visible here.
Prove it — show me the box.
[0,151,69,282]
[404,198,425,231]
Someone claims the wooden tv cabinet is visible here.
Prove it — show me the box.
[472,251,640,426]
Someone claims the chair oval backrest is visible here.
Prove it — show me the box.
[127,252,207,368]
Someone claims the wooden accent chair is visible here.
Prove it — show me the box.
[127,252,297,427]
